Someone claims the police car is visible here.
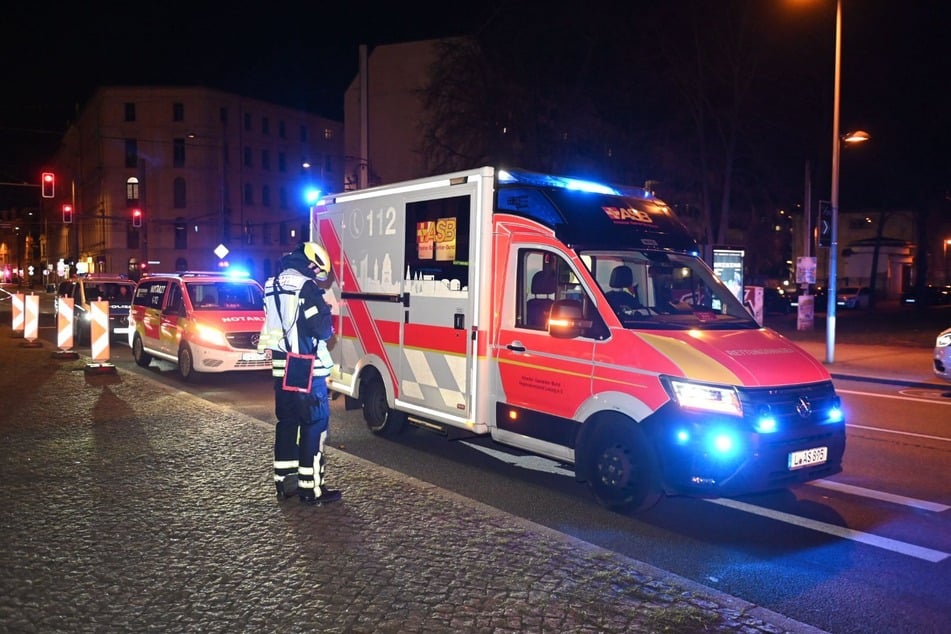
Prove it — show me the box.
[128,271,268,381]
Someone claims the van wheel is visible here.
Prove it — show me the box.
[362,374,406,438]
[131,334,152,368]
[178,344,198,381]
[585,420,662,513]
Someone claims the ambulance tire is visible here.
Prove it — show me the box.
[586,419,662,513]
[362,374,407,438]
[178,344,199,382]
[131,333,153,368]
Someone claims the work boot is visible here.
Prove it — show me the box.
[275,475,298,500]
[299,487,342,506]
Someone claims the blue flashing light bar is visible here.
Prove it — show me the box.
[498,168,620,195]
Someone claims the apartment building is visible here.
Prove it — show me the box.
[46,86,343,282]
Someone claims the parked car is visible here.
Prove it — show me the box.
[763,287,794,314]
[935,326,951,382]
[901,285,951,307]
[128,271,268,381]
[55,274,136,345]
[836,286,871,309]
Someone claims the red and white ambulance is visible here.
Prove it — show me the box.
[313,167,846,512]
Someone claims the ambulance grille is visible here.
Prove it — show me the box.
[737,380,838,428]
[226,331,260,351]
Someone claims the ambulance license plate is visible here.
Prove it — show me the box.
[788,446,827,470]
[242,352,266,362]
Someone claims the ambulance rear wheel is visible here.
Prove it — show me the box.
[131,334,152,368]
[586,420,662,513]
[362,374,407,438]
[178,344,198,382]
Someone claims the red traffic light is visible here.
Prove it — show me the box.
[62,203,73,224]
[41,172,55,198]
[132,208,143,228]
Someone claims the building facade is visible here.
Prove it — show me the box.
[45,86,343,283]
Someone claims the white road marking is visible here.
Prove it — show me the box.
[846,422,951,444]
[706,498,949,563]
[838,387,951,406]
[460,441,575,476]
[809,479,950,512]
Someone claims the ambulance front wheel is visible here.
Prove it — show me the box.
[131,333,153,368]
[585,419,662,513]
[362,373,407,438]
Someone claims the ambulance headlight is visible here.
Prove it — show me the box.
[667,379,742,416]
[194,323,228,347]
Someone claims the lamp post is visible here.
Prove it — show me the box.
[825,0,870,363]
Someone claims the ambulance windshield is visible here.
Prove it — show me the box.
[583,250,758,330]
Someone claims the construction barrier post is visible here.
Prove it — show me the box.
[21,294,42,348]
[84,299,116,374]
[53,297,80,360]
[11,293,24,337]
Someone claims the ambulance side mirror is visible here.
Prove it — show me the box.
[547,300,590,339]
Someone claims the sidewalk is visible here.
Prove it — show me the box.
[0,324,826,632]
[794,340,945,388]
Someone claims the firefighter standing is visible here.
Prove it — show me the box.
[258,242,341,505]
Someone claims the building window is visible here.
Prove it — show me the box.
[244,183,254,205]
[261,150,270,170]
[244,112,252,131]
[243,146,253,168]
[278,152,286,172]
[173,138,186,167]
[261,185,271,207]
[323,128,334,141]
[279,186,287,209]
[299,125,307,142]
[124,103,136,122]
[172,102,184,122]
[174,218,187,250]
[325,156,333,173]
[126,177,140,202]
[175,257,188,271]
[279,221,288,245]
[173,177,186,208]
[278,121,286,139]
[262,117,269,135]
[263,222,272,244]
[125,139,138,168]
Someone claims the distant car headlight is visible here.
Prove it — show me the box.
[937,331,951,348]
[667,379,742,416]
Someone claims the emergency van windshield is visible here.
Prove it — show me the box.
[584,250,759,330]
[185,281,264,311]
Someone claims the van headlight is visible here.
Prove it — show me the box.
[667,379,742,416]
[194,323,228,347]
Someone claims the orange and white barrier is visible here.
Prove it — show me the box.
[11,293,24,334]
[58,297,75,350]
[23,294,39,342]
[90,300,110,362]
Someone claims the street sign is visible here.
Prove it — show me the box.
[818,200,832,248]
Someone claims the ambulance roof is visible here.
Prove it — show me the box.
[496,169,699,254]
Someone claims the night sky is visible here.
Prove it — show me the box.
[1,1,948,210]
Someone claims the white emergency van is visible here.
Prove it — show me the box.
[313,167,846,512]
[128,271,268,381]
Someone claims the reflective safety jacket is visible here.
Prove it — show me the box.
[259,267,334,378]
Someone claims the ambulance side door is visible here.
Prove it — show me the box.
[493,246,602,454]
[399,191,475,421]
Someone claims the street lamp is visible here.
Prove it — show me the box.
[825,0,870,364]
